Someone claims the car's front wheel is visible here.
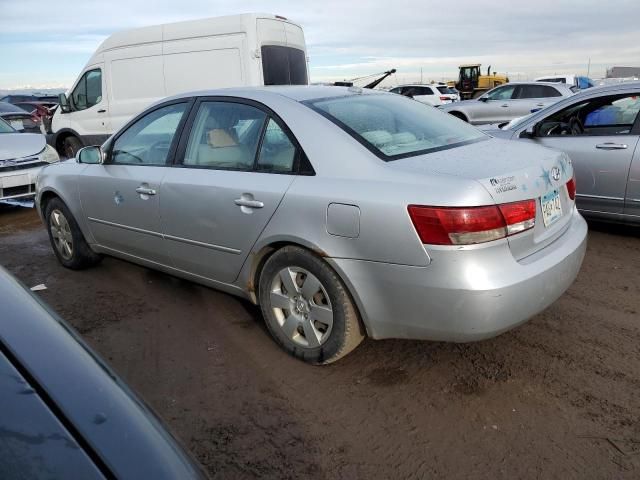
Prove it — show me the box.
[45,198,102,269]
[259,246,365,364]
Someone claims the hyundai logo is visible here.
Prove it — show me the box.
[551,166,561,182]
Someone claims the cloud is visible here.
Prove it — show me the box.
[1,0,639,88]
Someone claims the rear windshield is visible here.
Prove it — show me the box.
[306,93,486,160]
[261,46,308,86]
[436,86,454,94]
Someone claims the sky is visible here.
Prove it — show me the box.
[1,0,639,90]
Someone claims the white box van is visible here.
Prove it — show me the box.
[51,13,308,157]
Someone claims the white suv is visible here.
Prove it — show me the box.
[389,84,458,106]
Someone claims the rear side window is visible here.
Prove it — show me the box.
[308,93,486,160]
[183,102,266,169]
[517,85,562,99]
[256,119,297,172]
[261,46,308,85]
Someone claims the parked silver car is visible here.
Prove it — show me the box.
[35,87,587,364]
[485,82,640,224]
[440,82,574,125]
[0,117,60,201]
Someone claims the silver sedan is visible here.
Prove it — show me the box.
[439,82,574,125]
[35,86,587,364]
[485,82,640,224]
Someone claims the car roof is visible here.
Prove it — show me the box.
[163,85,385,104]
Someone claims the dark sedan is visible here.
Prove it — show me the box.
[0,102,40,133]
[0,266,207,479]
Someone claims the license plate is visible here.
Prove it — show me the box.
[541,190,562,227]
[10,119,23,130]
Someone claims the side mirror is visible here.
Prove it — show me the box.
[58,93,71,113]
[76,146,104,164]
[519,124,537,139]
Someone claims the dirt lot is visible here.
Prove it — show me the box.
[1,204,639,479]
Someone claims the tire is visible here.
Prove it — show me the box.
[45,197,102,269]
[62,135,83,159]
[258,246,365,365]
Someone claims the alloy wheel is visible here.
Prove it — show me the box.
[269,267,334,348]
[49,209,73,260]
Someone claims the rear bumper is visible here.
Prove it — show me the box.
[329,207,588,342]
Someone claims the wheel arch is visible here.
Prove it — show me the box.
[53,128,83,156]
[244,238,372,337]
[448,110,469,122]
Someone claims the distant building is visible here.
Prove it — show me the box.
[606,66,640,78]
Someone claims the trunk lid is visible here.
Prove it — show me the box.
[388,137,575,259]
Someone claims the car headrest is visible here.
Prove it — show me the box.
[207,129,237,148]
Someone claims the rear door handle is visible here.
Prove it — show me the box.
[536,103,545,107]
[135,186,157,195]
[97,109,106,113]
[501,104,509,107]
[234,198,264,208]
[596,143,628,150]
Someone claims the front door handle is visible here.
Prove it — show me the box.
[596,143,628,150]
[135,186,157,195]
[234,198,264,209]
[97,109,107,113]
[536,103,545,107]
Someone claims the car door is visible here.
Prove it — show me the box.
[413,87,437,106]
[514,84,564,117]
[160,99,298,283]
[624,132,640,219]
[79,101,190,264]
[477,84,518,124]
[523,93,640,214]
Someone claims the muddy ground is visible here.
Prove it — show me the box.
[1,204,639,479]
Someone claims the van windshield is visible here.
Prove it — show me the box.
[261,46,308,85]
[307,93,486,160]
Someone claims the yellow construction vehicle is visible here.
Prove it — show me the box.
[449,64,509,100]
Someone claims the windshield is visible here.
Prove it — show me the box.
[307,93,486,160]
[261,46,308,85]
[0,117,15,133]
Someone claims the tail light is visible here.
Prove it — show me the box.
[440,96,449,101]
[408,199,536,245]
[566,176,576,200]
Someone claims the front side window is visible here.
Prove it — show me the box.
[538,94,640,136]
[256,119,296,172]
[485,85,516,101]
[111,103,187,165]
[308,93,486,160]
[71,69,102,111]
[261,46,308,85]
[183,102,266,169]
[415,87,433,96]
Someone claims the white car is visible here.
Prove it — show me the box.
[0,117,60,201]
[389,84,458,106]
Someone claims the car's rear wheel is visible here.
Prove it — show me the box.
[259,246,364,364]
[45,198,102,269]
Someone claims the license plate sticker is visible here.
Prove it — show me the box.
[541,190,562,227]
